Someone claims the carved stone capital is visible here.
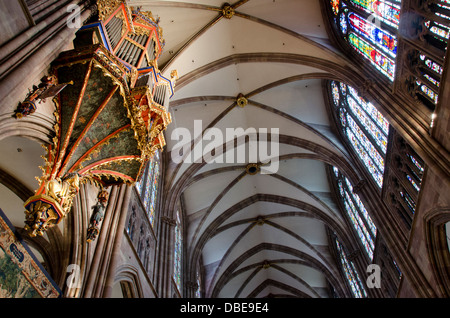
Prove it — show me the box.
[161,216,176,226]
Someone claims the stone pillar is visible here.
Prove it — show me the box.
[0,0,96,116]
[102,185,133,298]
[156,215,176,297]
[82,184,132,298]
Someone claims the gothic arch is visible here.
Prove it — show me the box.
[0,111,55,144]
[114,265,144,298]
[424,206,450,297]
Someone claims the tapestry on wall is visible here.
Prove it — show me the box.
[0,208,61,298]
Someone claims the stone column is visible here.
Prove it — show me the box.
[82,185,121,297]
[0,0,96,115]
[102,185,133,298]
[156,215,176,297]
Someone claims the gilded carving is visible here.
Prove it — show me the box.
[24,173,82,237]
[222,4,235,19]
[236,94,248,108]
[87,190,109,242]
[97,0,124,22]
[22,1,174,237]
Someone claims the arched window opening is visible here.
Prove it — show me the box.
[335,238,368,298]
[174,210,182,293]
[333,167,377,260]
[382,132,425,230]
[402,1,449,111]
[329,0,401,81]
[135,150,161,226]
[446,221,450,254]
[195,268,202,298]
[406,50,444,110]
[330,81,390,188]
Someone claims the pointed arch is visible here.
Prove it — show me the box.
[327,0,401,81]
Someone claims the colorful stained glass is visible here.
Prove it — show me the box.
[344,190,375,258]
[436,1,450,20]
[174,211,182,291]
[331,81,340,106]
[348,86,390,135]
[336,239,367,298]
[424,74,440,87]
[334,167,377,261]
[400,190,416,212]
[340,108,347,127]
[420,54,443,75]
[346,128,384,187]
[408,154,424,173]
[331,0,340,15]
[333,82,388,188]
[349,0,401,28]
[340,82,347,94]
[425,20,450,40]
[345,177,377,236]
[416,80,439,104]
[338,180,345,197]
[347,95,388,154]
[340,10,348,34]
[436,11,450,21]
[407,174,420,192]
[348,33,396,80]
[347,114,385,171]
[348,12,397,57]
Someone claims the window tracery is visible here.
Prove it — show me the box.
[333,167,377,260]
[330,0,401,81]
[335,238,367,297]
[330,81,390,188]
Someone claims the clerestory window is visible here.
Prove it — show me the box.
[135,150,161,226]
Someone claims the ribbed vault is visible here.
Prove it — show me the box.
[130,0,366,298]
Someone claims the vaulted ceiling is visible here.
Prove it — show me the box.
[132,0,362,297]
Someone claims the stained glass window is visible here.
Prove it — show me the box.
[331,81,389,188]
[416,80,439,104]
[336,238,367,297]
[331,0,340,15]
[349,0,401,28]
[332,81,340,106]
[330,0,401,81]
[348,33,396,80]
[135,150,161,226]
[408,154,424,174]
[410,3,448,108]
[174,211,182,292]
[348,12,398,57]
[334,167,377,260]
[425,20,450,41]
[420,54,444,75]
[195,268,201,298]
